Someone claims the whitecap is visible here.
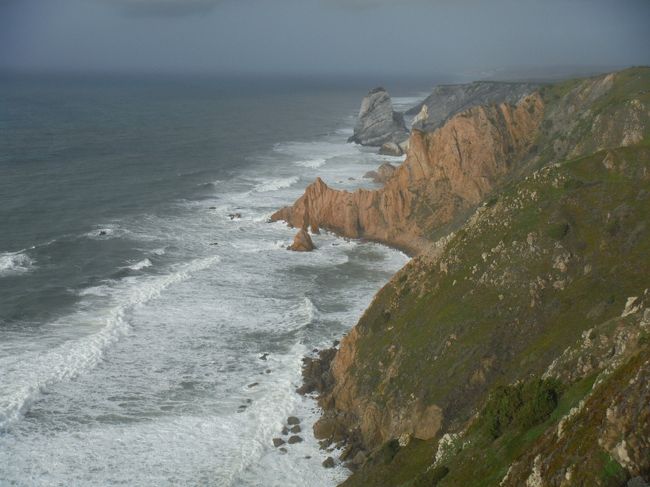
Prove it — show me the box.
[294,158,326,168]
[128,258,152,271]
[253,176,299,193]
[0,252,34,277]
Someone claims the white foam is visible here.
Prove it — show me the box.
[85,224,123,239]
[253,176,299,193]
[273,140,359,163]
[0,251,34,277]
[128,258,153,271]
[0,255,220,430]
[294,158,326,168]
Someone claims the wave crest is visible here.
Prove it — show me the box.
[0,252,35,277]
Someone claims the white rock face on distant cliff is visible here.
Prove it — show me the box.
[348,87,409,146]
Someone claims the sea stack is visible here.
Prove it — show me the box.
[288,228,315,252]
[348,87,408,147]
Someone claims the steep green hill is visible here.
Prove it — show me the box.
[309,68,650,487]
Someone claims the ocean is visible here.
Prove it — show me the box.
[0,73,425,486]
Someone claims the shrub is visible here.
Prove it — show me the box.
[485,196,499,208]
[481,378,562,439]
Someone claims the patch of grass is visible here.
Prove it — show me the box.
[341,438,439,487]
[412,465,450,487]
[601,452,626,481]
[545,222,570,240]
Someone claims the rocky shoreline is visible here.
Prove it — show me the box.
[297,343,368,471]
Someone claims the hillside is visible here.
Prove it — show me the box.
[289,68,650,486]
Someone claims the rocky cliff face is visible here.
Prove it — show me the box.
[406,80,539,132]
[347,87,409,146]
[272,92,544,254]
[291,68,650,487]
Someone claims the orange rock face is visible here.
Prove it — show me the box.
[288,228,315,252]
[272,93,545,255]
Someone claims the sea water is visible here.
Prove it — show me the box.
[0,74,424,486]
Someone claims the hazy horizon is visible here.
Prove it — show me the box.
[1,0,649,80]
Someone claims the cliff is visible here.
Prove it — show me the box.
[293,67,650,486]
[272,91,545,255]
[406,80,540,132]
[347,87,409,147]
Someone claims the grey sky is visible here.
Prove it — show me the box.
[1,0,648,77]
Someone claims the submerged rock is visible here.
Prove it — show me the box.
[322,457,335,468]
[348,87,408,147]
[287,416,300,425]
[288,435,303,444]
[272,438,286,447]
[288,229,315,252]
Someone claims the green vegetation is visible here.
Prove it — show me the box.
[545,221,569,240]
[479,379,561,439]
[412,465,449,486]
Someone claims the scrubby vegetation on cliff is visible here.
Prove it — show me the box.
[291,68,650,486]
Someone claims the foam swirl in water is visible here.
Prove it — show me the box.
[0,252,35,277]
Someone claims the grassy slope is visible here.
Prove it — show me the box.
[341,143,650,486]
[336,68,650,487]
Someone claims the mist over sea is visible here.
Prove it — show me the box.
[0,74,426,486]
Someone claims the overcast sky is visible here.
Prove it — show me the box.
[1,0,649,78]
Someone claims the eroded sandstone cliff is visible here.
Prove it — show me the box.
[272,92,545,254]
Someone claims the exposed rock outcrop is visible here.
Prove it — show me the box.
[273,92,545,255]
[406,80,539,132]
[288,229,315,252]
[363,162,397,184]
[348,87,408,147]
[379,142,403,156]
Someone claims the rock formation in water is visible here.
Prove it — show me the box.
[347,87,409,147]
[288,228,315,252]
